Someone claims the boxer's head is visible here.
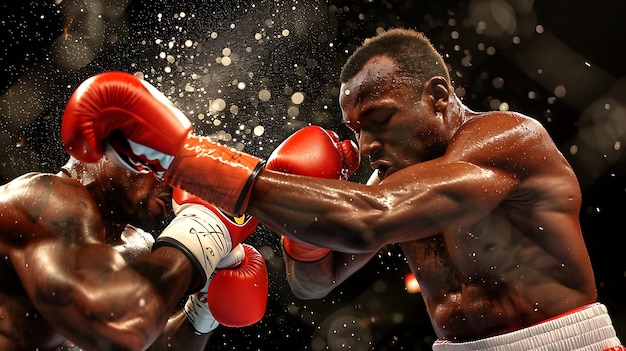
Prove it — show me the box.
[62,156,172,235]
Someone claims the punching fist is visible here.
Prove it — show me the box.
[154,188,259,290]
[62,71,263,215]
[266,126,360,180]
[266,126,360,262]
[61,71,192,177]
[184,243,268,333]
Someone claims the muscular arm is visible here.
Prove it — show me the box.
[251,161,516,254]
[249,113,558,254]
[0,174,195,351]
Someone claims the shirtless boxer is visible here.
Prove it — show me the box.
[61,28,622,350]
[0,155,267,351]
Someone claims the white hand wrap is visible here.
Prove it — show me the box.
[154,204,233,288]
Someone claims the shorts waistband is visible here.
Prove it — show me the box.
[433,303,622,351]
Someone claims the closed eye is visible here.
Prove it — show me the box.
[364,107,395,126]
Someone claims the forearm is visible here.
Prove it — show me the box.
[250,171,383,252]
[148,310,211,351]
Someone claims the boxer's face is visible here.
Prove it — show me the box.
[123,172,172,233]
[103,161,172,234]
[340,55,445,181]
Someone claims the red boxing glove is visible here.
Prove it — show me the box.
[61,71,192,176]
[281,236,331,262]
[208,244,268,327]
[266,126,360,262]
[184,244,268,332]
[266,126,360,180]
[62,71,263,216]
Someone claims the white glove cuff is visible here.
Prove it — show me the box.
[217,243,245,269]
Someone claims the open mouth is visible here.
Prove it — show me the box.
[372,164,390,181]
[377,166,389,181]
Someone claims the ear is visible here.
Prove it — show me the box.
[423,76,450,113]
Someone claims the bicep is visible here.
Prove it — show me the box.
[13,238,167,350]
[370,160,519,245]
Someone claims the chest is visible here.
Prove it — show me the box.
[401,210,526,284]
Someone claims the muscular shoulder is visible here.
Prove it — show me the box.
[1,172,88,209]
[450,111,580,208]
[0,173,103,248]
[448,111,561,171]
[457,111,548,146]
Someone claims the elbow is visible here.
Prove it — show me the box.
[333,226,381,253]
[289,284,331,300]
[56,302,154,351]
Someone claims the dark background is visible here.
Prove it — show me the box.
[1,0,625,350]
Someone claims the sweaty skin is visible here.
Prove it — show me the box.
[249,55,597,341]
[0,158,204,351]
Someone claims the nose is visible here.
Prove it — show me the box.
[358,131,382,158]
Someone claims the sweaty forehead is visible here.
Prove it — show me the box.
[341,55,399,92]
[339,55,402,112]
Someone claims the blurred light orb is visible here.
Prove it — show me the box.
[291,92,305,104]
[254,126,265,136]
[209,98,226,113]
[258,89,272,102]
[469,0,517,39]
[287,106,300,118]
[554,85,567,98]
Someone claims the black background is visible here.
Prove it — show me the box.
[1,0,625,350]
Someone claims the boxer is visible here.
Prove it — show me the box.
[0,156,267,351]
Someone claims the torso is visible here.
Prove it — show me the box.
[398,112,597,341]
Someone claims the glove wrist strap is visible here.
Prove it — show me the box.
[282,237,331,262]
[153,205,233,291]
[165,134,264,216]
